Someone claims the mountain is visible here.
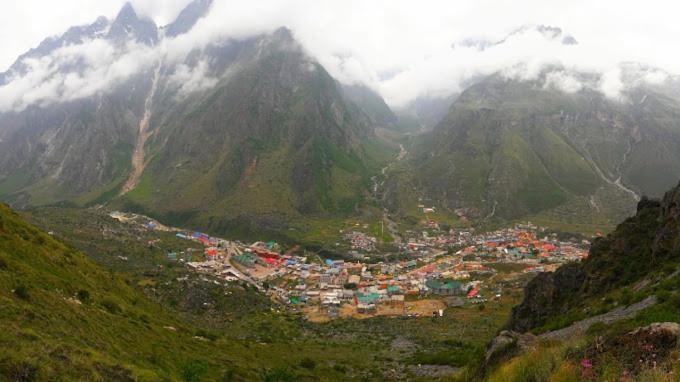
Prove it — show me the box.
[451,24,579,52]
[107,2,158,45]
[0,1,392,239]
[340,83,398,129]
[117,27,385,236]
[164,0,213,38]
[395,93,458,132]
[0,17,111,86]
[402,66,680,230]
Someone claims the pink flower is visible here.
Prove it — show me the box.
[581,358,592,369]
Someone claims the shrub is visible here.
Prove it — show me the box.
[299,357,316,370]
[656,290,671,303]
[181,360,208,382]
[670,293,680,309]
[261,367,296,382]
[619,288,633,306]
[0,357,39,382]
[76,289,90,303]
[101,298,122,314]
[221,368,236,381]
[0,256,7,270]
[332,364,347,374]
[14,285,30,301]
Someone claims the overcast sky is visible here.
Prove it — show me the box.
[1,0,680,108]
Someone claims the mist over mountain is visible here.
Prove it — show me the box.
[1,1,680,236]
[396,65,680,228]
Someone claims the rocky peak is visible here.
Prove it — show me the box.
[107,2,158,45]
[165,0,213,38]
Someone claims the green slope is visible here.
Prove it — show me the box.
[0,203,237,380]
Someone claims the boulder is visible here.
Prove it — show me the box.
[484,330,536,365]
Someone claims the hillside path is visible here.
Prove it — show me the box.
[539,295,656,341]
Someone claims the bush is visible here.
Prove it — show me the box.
[14,285,30,301]
[656,290,671,303]
[670,293,680,309]
[261,367,296,382]
[299,357,316,370]
[182,360,208,382]
[619,288,632,305]
[0,256,7,270]
[76,289,90,303]
[101,298,122,314]
[332,364,347,374]
[0,357,39,382]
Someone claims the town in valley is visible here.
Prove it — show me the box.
[110,208,591,323]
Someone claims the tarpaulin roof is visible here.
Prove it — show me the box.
[263,258,277,265]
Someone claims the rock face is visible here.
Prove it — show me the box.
[509,182,680,332]
[509,263,585,332]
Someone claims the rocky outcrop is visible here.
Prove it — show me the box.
[509,181,680,332]
[484,330,536,366]
[509,262,585,332]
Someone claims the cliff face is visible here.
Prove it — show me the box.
[510,181,680,332]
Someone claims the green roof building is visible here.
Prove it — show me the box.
[426,279,463,295]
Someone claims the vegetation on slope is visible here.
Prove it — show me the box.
[471,182,680,382]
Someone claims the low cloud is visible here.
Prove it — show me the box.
[167,60,218,96]
[1,0,680,112]
[0,39,158,112]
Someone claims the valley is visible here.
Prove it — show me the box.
[0,1,680,381]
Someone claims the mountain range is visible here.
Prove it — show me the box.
[392,66,680,231]
[2,1,680,237]
[0,1,394,238]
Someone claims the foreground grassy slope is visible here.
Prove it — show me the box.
[0,203,234,380]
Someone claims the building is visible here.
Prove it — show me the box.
[425,279,463,296]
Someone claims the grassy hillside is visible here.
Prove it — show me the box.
[0,203,235,380]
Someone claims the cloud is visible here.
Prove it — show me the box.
[2,0,680,111]
[167,60,218,96]
[543,71,584,93]
[0,39,159,112]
